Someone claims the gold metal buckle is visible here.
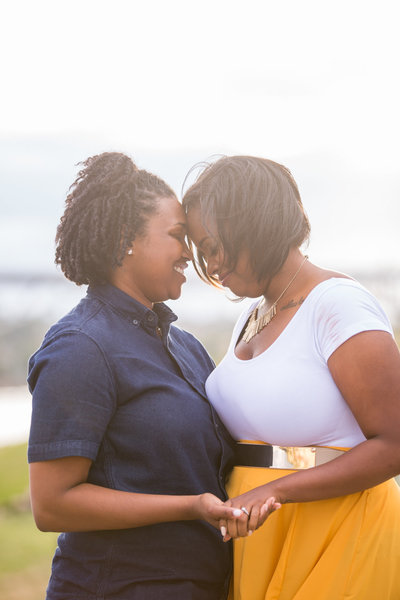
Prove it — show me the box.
[274,446,345,469]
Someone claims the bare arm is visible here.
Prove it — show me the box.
[29,456,240,533]
[223,330,400,538]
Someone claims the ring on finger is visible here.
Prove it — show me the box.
[240,506,250,517]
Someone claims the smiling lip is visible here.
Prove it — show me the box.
[174,264,187,279]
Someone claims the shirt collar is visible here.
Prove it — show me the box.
[87,284,178,332]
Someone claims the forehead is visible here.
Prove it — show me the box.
[152,195,185,225]
[186,204,218,245]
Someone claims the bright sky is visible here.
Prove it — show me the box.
[1,0,399,273]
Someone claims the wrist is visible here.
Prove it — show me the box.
[182,494,202,520]
[268,480,288,505]
[260,482,285,505]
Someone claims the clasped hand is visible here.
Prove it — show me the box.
[219,486,281,541]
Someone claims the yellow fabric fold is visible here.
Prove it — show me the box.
[228,466,400,600]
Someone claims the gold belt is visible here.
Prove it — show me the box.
[235,441,346,470]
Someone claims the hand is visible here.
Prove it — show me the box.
[193,493,244,529]
[219,486,281,541]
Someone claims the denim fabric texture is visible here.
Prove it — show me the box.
[28,283,234,599]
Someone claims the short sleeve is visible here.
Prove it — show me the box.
[315,281,393,362]
[28,331,116,463]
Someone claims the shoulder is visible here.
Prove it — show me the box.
[310,277,389,322]
[309,277,393,360]
[41,294,105,341]
[28,301,115,393]
[38,290,132,356]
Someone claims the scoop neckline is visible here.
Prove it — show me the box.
[231,276,355,364]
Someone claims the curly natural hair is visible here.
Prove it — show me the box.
[55,152,176,286]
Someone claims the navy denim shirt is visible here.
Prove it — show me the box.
[28,284,235,599]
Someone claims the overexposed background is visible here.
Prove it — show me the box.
[0,4,399,598]
[1,0,399,443]
[1,0,399,274]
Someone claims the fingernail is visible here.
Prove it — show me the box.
[274,503,282,510]
[233,508,242,517]
[248,530,253,536]
[220,526,226,537]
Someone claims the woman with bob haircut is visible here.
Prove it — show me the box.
[183,155,400,600]
[27,151,251,600]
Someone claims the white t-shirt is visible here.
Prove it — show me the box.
[206,278,393,448]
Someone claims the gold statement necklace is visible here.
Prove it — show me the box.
[242,255,309,343]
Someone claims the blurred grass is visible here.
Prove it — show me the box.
[0,414,399,600]
[0,443,57,600]
[0,443,29,505]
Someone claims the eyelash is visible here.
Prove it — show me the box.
[199,244,219,263]
[172,233,187,243]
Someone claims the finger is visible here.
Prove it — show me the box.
[226,514,240,540]
[219,508,243,542]
[235,510,251,538]
[219,518,227,540]
[224,499,244,517]
[260,497,274,516]
[212,504,243,521]
[248,504,260,533]
[260,497,281,519]
[269,497,281,512]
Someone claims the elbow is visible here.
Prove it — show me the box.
[32,508,58,532]
[30,497,62,532]
[34,518,53,533]
[381,435,400,474]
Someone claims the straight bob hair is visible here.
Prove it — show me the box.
[182,155,310,287]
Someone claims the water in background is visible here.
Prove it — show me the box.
[0,386,31,448]
[0,270,248,446]
[1,268,400,447]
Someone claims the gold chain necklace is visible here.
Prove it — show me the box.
[242,255,309,343]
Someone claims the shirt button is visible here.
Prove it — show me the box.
[132,319,139,326]
[147,314,155,322]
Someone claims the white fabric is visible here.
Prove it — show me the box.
[206,278,393,448]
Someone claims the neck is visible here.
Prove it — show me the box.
[109,270,154,310]
[263,249,309,306]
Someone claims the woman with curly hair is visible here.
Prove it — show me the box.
[27,152,247,600]
[183,155,400,600]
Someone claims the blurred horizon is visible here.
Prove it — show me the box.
[1,133,399,278]
[1,130,399,391]
[1,0,399,424]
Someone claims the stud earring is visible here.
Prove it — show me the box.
[127,248,133,255]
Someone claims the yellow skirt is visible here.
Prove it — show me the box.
[227,466,400,600]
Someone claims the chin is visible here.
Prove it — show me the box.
[226,284,251,297]
[166,285,184,301]
[228,280,264,298]
[169,290,183,300]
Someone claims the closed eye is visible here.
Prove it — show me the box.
[170,226,187,244]
[172,233,186,242]
[199,242,219,261]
